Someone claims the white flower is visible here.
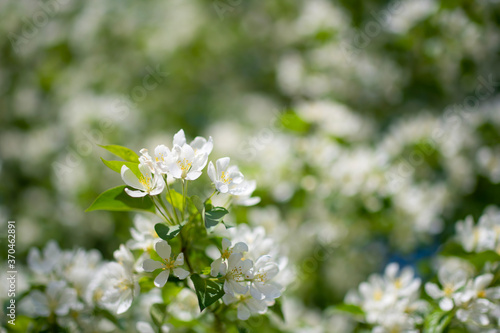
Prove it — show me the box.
[168,288,200,321]
[456,216,477,252]
[165,129,212,180]
[23,281,81,317]
[142,240,190,287]
[248,255,281,301]
[232,180,261,206]
[456,298,494,326]
[127,215,159,252]
[223,253,253,296]
[460,273,500,304]
[61,248,103,298]
[425,263,471,311]
[27,240,62,275]
[100,262,139,314]
[357,274,396,323]
[121,163,165,197]
[384,263,421,298]
[222,292,269,320]
[167,143,207,180]
[207,157,246,194]
[114,244,135,271]
[173,129,213,156]
[210,238,248,277]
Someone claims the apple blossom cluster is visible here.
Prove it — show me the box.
[344,206,500,332]
[455,205,500,254]
[345,263,427,333]
[13,130,286,332]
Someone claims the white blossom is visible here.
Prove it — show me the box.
[142,240,190,287]
[121,163,165,197]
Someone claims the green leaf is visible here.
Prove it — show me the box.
[150,303,167,328]
[269,298,285,321]
[201,267,212,275]
[86,185,155,213]
[99,144,139,162]
[423,309,455,333]
[101,158,141,177]
[190,195,204,215]
[441,242,500,269]
[155,223,183,241]
[191,274,225,311]
[205,206,228,228]
[331,303,365,316]
[138,276,155,293]
[280,110,311,134]
[166,189,184,214]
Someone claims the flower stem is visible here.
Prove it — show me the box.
[151,197,172,225]
[165,178,180,224]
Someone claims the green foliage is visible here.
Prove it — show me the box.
[100,158,141,177]
[269,298,285,321]
[440,242,500,269]
[155,223,184,241]
[191,274,225,312]
[150,303,168,328]
[99,144,139,162]
[205,207,229,229]
[331,303,365,317]
[191,195,204,215]
[423,309,455,333]
[85,185,156,213]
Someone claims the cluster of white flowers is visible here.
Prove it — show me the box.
[344,206,500,332]
[121,129,259,205]
[212,237,283,320]
[425,258,500,329]
[346,263,426,333]
[456,206,500,254]
[15,129,286,332]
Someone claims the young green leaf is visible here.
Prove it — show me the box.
[423,309,455,333]
[166,189,184,210]
[86,185,156,213]
[100,158,141,177]
[99,144,139,162]
[154,223,183,241]
[205,207,229,229]
[190,195,204,215]
[191,274,225,311]
[150,303,167,328]
[331,303,365,316]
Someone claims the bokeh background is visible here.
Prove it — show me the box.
[2,0,500,330]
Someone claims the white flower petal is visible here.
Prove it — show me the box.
[173,267,190,280]
[154,270,170,288]
[155,240,171,260]
[143,259,163,272]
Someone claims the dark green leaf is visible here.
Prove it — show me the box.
[269,298,285,321]
[150,303,167,328]
[205,206,228,228]
[99,144,139,162]
[191,274,225,311]
[85,185,156,213]
[155,223,183,241]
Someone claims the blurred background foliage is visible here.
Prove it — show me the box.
[1,0,500,327]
